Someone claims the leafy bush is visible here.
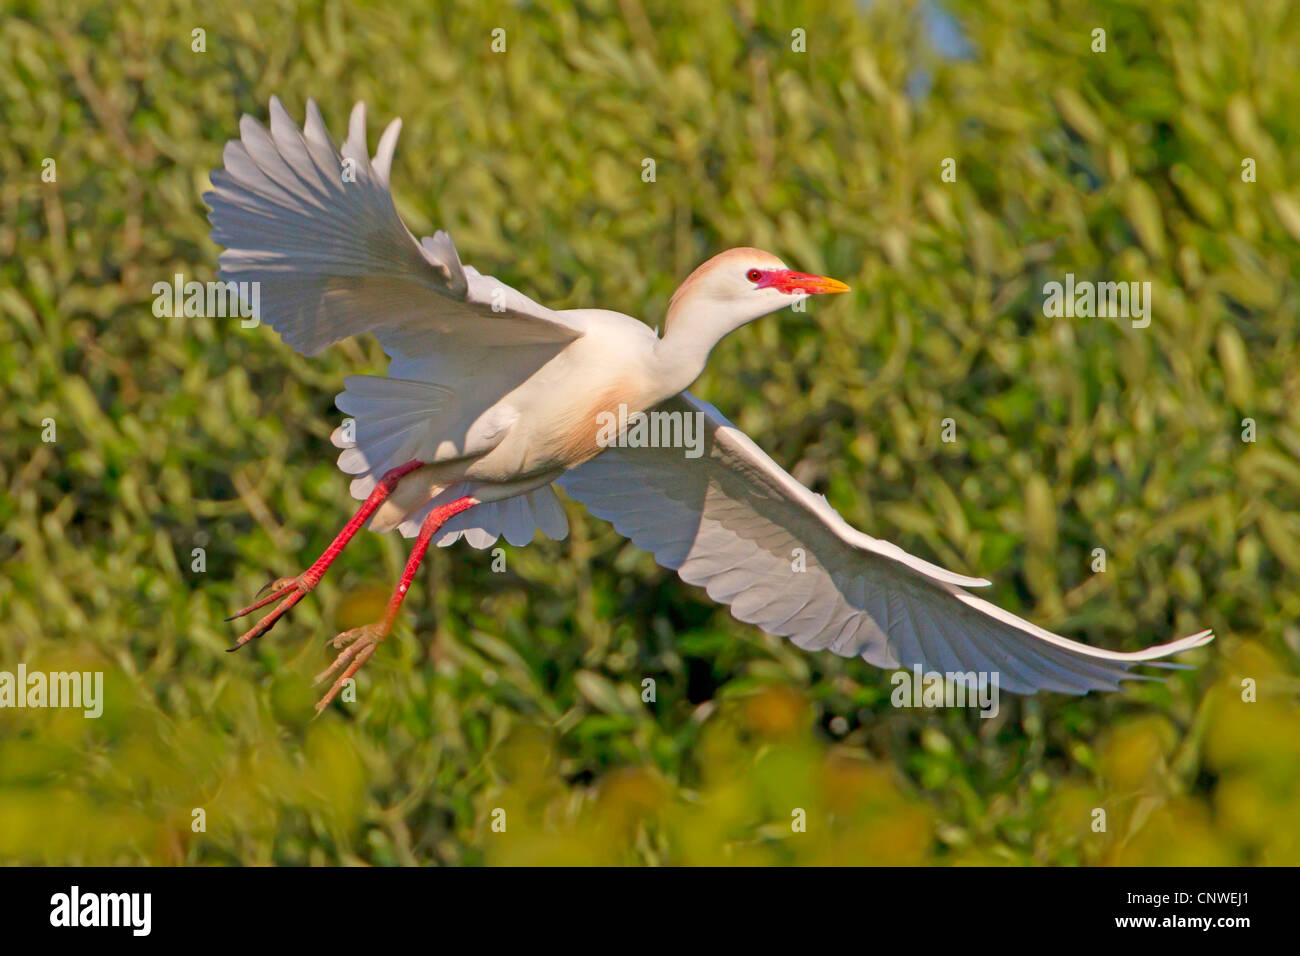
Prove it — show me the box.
[1,0,1296,864]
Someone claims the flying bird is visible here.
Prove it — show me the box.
[207,98,1213,714]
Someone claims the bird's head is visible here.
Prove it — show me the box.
[664,247,850,341]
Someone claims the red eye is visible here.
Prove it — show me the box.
[746,269,763,282]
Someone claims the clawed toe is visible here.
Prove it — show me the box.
[226,575,304,621]
[312,622,388,715]
[327,625,370,651]
[226,574,315,649]
[256,575,297,599]
[224,488,474,716]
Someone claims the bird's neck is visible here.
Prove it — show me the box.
[652,303,726,397]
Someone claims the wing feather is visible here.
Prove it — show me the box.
[559,392,1214,695]
[206,97,585,357]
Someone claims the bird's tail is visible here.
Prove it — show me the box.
[331,373,454,496]
[330,375,569,546]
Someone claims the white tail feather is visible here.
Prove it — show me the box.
[396,482,570,548]
[331,376,455,495]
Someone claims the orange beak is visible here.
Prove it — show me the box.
[762,270,851,296]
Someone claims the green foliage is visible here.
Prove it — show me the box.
[0,0,1297,864]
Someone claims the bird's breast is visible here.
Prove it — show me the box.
[462,326,664,481]
[469,377,655,481]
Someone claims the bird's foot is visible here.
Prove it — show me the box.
[312,620,390,715]
[224,572,319,649]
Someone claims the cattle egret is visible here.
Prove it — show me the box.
[207,98,1213,714]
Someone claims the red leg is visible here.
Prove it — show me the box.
[226,460,426,649]
[313,494,479,714]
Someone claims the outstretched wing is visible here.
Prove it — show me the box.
[559,393,1213,694]
[204,96,585,357]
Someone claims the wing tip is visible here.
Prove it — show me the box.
[374,117,403,185]
[1141,627,1216,658]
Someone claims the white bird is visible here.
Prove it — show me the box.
[208,98,1213,714]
